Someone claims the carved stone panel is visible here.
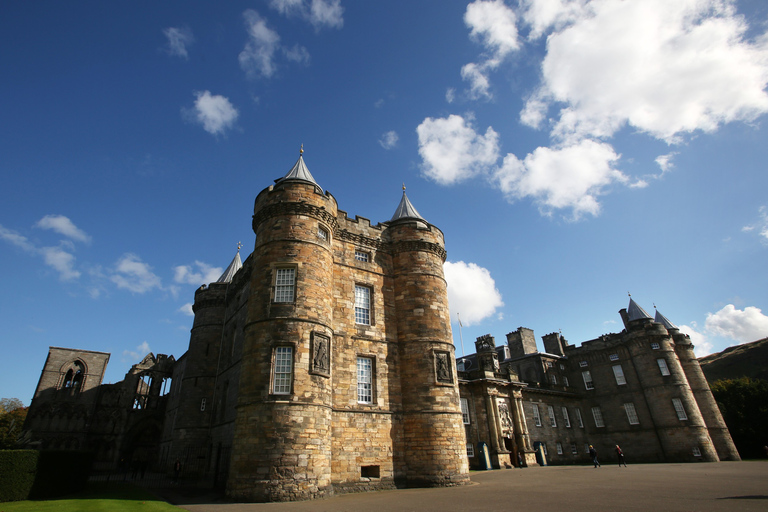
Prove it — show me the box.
[310,332,331,377]
[434,351,453,384]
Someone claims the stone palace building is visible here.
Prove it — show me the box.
[22,151,739,502]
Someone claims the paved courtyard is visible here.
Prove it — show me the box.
[173,461,768,512]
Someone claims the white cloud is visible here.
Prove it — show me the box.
[678,322,715,357]
[163,26,194,59]
[40,246,80,281]
[239,10,282,79]
[655,152,677,174]
[461,0,520,99]
[178,303,195,317]
[705,304,768,344]
[465,0,520,59]
[446,88,456,104]
[173,261,223,286]
[379,130,399,150]
[742,206,768,244]
[35,214,91,243]
[416,114,500,185]
[270,0,344,30]
[188,90,239,135]
[123,341,152,362]
[520,0,768,144]
[493,139,626,219]
[283,43,310,64]
[0,224,81,280]
[444,260,504,326]
[111,254,162,294]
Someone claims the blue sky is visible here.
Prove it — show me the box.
[2,0,768,406]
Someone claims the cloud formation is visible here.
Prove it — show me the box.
[421,0,768,219]
[35,214,91,243]
[269,0,344,31]
[163,26,194,59]
[178,303,195,317]
[111,254,162,294]
[417,114,499,185]
[239,9,311,79]
[379,130,399,150]
[189,90,239,135]
[444,260,504,326]
[0,217,90,281]
[705,304,768,344]
[174,261,223,286]
[123,341,152,362]
[742,206,768,244]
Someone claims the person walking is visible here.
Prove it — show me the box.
[615,445,627,467]
[589,445,600,468]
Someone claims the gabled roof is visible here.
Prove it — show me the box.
[654,310,679,330]
[627,297,652,321]
[276,151,321,189]
[216,247,243,284]
[390,190,425,222]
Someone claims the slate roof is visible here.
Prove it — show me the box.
[216,249,243,284]
[390,190,425,222]
[627,297,653,321]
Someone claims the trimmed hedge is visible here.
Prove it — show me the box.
[0,449,95,502]
[0,450,38,502]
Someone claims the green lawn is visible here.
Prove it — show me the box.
[0,483,181,512]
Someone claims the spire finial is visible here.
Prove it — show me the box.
[402,182,406,192]
[237,241,242,253]
[628,291,631,297]
[300,144,304,156]
[653,303,657,310]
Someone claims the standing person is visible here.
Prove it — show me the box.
[589,445,600,468]
[615,445,627,467]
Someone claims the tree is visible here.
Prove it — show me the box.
[710,377,768,459]
[0,397,24,414]
[0,400,28,449]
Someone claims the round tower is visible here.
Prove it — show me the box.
[657,310,741,461]
[227,153,338,502]
[169,282,226,466]
[388,190,469,487]
[622,299,719,462]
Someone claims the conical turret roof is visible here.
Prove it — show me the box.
[276,147,321,189]
[216,245,243,284]
[627,297,652,321]
[390,187,425,222]
[654,309,678,330]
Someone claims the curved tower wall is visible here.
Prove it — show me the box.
[228,180,337,502]
[672,331,741,460]
[625,320,718,462]
[388,219,469,487]
[169,284,226,464]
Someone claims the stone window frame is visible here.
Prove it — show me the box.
[59,359,87,392]
[657,358,671,376]
[651,342,660,350]
[356,355,375,405]
[354,249,370,263]
[354,284,373,326]
[532,403,542,427]
[317,224,330,242]
[563,375,569,387]
[271,344,295,396]
[591,406,605,428]
[200,398,206,412]
[460,397,470,424]
[672,398,688,421]
[556,442,563,455]
[692,446,702,457]
[582,370,594,390]
[466,443,475,458]
[550,374,558,385]
[612,364,627,385]
[571,443,578,455]
[547,405,557,427]
[609,353,619,361]
[575,408,584,428]
[272,264,298,304]
[579,360,588,367]
[562,407,571,428]
[624,402,640,425]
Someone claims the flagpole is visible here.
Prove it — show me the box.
[457,313,466,359]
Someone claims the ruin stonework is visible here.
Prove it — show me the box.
[22,154,738,501]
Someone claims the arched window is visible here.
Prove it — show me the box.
[61,360,86,393]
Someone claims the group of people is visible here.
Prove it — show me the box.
[589,444,627,468]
